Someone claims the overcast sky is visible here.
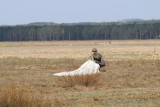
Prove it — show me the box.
[0,0,160,25]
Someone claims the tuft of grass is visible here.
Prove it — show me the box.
[0,83,52,107]
[56,73,104,87]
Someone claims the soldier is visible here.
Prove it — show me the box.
[90,48,105,68]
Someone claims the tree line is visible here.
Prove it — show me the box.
[0,20,160,41]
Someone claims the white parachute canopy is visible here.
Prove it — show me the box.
[53,60,100,76]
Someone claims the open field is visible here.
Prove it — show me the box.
[0,40,160,59]
[0,40,160,107]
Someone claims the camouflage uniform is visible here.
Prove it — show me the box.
[90,48,105,67]
[91,53,102,64]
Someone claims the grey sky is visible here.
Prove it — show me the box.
[0,0,160,25]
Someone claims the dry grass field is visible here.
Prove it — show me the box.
[0,40,160,107]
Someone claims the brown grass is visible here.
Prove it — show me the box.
[56,73,104,87]
[0,83,52,107]
[0,40,160,107]
[0,40,160,59]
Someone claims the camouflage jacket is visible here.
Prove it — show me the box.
[90,53,102,63]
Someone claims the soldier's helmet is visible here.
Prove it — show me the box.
[92,48,97,52]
